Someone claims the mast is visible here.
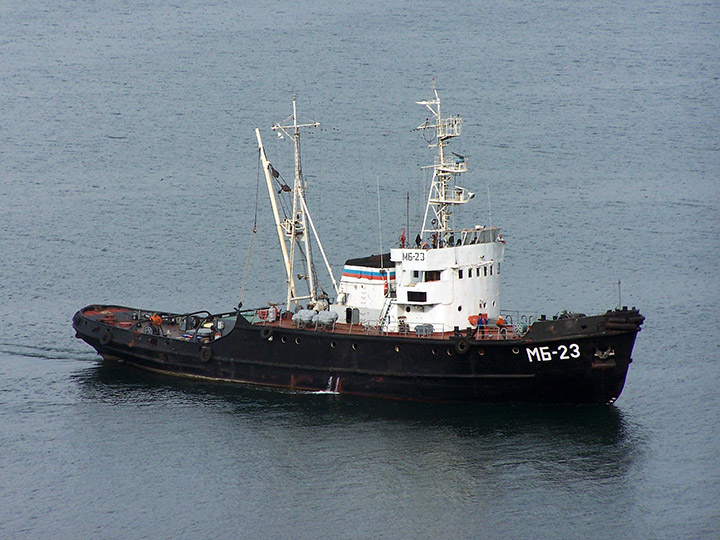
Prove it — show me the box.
[416,85,474,247]
[270,97,322,310]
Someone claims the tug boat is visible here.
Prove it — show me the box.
[73,87,644,404]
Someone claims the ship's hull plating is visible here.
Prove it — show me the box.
[73,306,643,404]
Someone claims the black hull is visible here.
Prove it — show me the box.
[73,306,643,404]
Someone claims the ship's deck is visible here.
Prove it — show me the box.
[79,305,518,343]
[247,313,517,341]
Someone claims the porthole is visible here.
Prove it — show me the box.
[447,348,455,356]
[394,346,400,353]
[512,347,519,355]
[432,348,438,355]
[281,336,287,343]
[477,348,485,356]
[331,341,337,348]
[295,337,301,345]
[352,343,357,350]
[406,307,411,313]
[457,305,462,312]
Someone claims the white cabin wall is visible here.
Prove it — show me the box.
[331,238,505,332]
[389,241,505,332]
[332,275,388,325]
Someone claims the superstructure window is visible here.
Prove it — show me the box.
[458,269,463,279]
[425,270,440,282]
[407,291,427,302]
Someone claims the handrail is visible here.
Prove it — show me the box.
[473,325,516,341]
[500,310,543,327]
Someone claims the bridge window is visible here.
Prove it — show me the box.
[458,269,464,279]
[425,270,440,282]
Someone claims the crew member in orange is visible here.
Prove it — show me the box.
[496,315,507,339]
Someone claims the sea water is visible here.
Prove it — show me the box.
[1,1,718,538]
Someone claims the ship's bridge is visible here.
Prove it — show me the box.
[455,226,502,246]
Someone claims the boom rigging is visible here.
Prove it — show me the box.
[256,97,338,311]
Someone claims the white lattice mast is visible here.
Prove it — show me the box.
[417,85,474,246]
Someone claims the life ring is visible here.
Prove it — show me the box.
[260,327,273,340]
[455,338,469,354]
[200,346,212,362]
[100,331,112,345]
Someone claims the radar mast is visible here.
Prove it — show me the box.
[416,85,474,246]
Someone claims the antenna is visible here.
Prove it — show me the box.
[406,192,410,245]
[486,175,493,227]
[377,176,384,267]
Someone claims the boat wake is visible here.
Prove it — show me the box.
[312,376,342,395]
[0,340,94,361]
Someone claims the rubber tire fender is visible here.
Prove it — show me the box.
[260,327,273,340]
[455,338,469,355]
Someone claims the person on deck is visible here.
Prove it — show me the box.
[476,313,488,339]
[496,315,507,339]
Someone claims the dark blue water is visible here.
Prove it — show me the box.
[2,1,718,538]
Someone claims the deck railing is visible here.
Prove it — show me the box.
[248,307,540,341]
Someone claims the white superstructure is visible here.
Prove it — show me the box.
[331,86,505,332]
